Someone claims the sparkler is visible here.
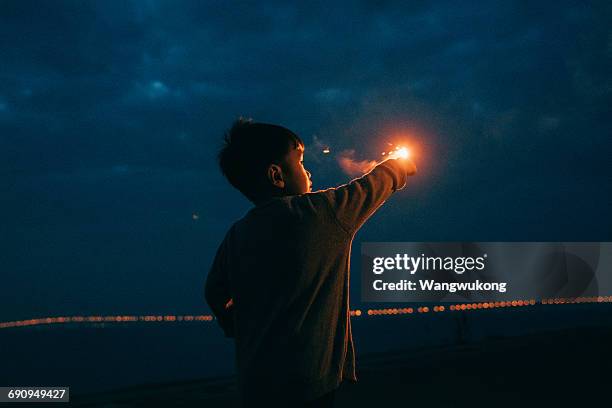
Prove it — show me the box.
[336,143,414,177]
[384,145,411,160]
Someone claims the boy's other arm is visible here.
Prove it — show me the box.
[204,240,235,338]
[317,158,415,234]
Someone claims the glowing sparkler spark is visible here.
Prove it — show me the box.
[386,146,411,160]
[339,142,414,177]
[396,147,410,159]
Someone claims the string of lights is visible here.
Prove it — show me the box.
[1,296,610,330]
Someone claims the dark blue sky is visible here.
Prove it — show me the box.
[1,1,611,320]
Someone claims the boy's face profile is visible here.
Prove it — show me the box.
[268,145,312,196]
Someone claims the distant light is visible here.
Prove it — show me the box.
[322,147,330,154]
[192,212,200,220]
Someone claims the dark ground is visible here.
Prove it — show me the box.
[67,326,612,407]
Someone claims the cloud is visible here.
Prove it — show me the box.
[537,115,561,133]
[125,80,181,102]
[146,81,170,98]
[315,88,351,104]
[190,81,237,99]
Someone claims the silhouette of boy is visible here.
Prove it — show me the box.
[205,118,416,407]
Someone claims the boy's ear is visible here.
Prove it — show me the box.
[267,164,285,189]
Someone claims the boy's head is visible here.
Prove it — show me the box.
[218,118,312,204]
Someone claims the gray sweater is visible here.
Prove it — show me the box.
[205,158,408,405]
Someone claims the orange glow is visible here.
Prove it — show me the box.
[2,296,611,330]
[386,146,411,160]
[396,147,410,159]
[377,124,429,167]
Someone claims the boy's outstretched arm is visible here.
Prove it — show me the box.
[316,158,416,234]
[204,239,235,338]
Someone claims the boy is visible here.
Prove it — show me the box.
[205,119,416,407]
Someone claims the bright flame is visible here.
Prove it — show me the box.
[386,146,411,160]
[396,147,410,159]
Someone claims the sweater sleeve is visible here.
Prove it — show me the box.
[313,158,408,235]
[204,237,235,338]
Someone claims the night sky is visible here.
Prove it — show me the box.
[1,1,611,321]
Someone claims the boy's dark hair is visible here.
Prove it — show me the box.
[218,118,304,203]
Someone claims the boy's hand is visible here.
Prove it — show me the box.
[394,158,417,176]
